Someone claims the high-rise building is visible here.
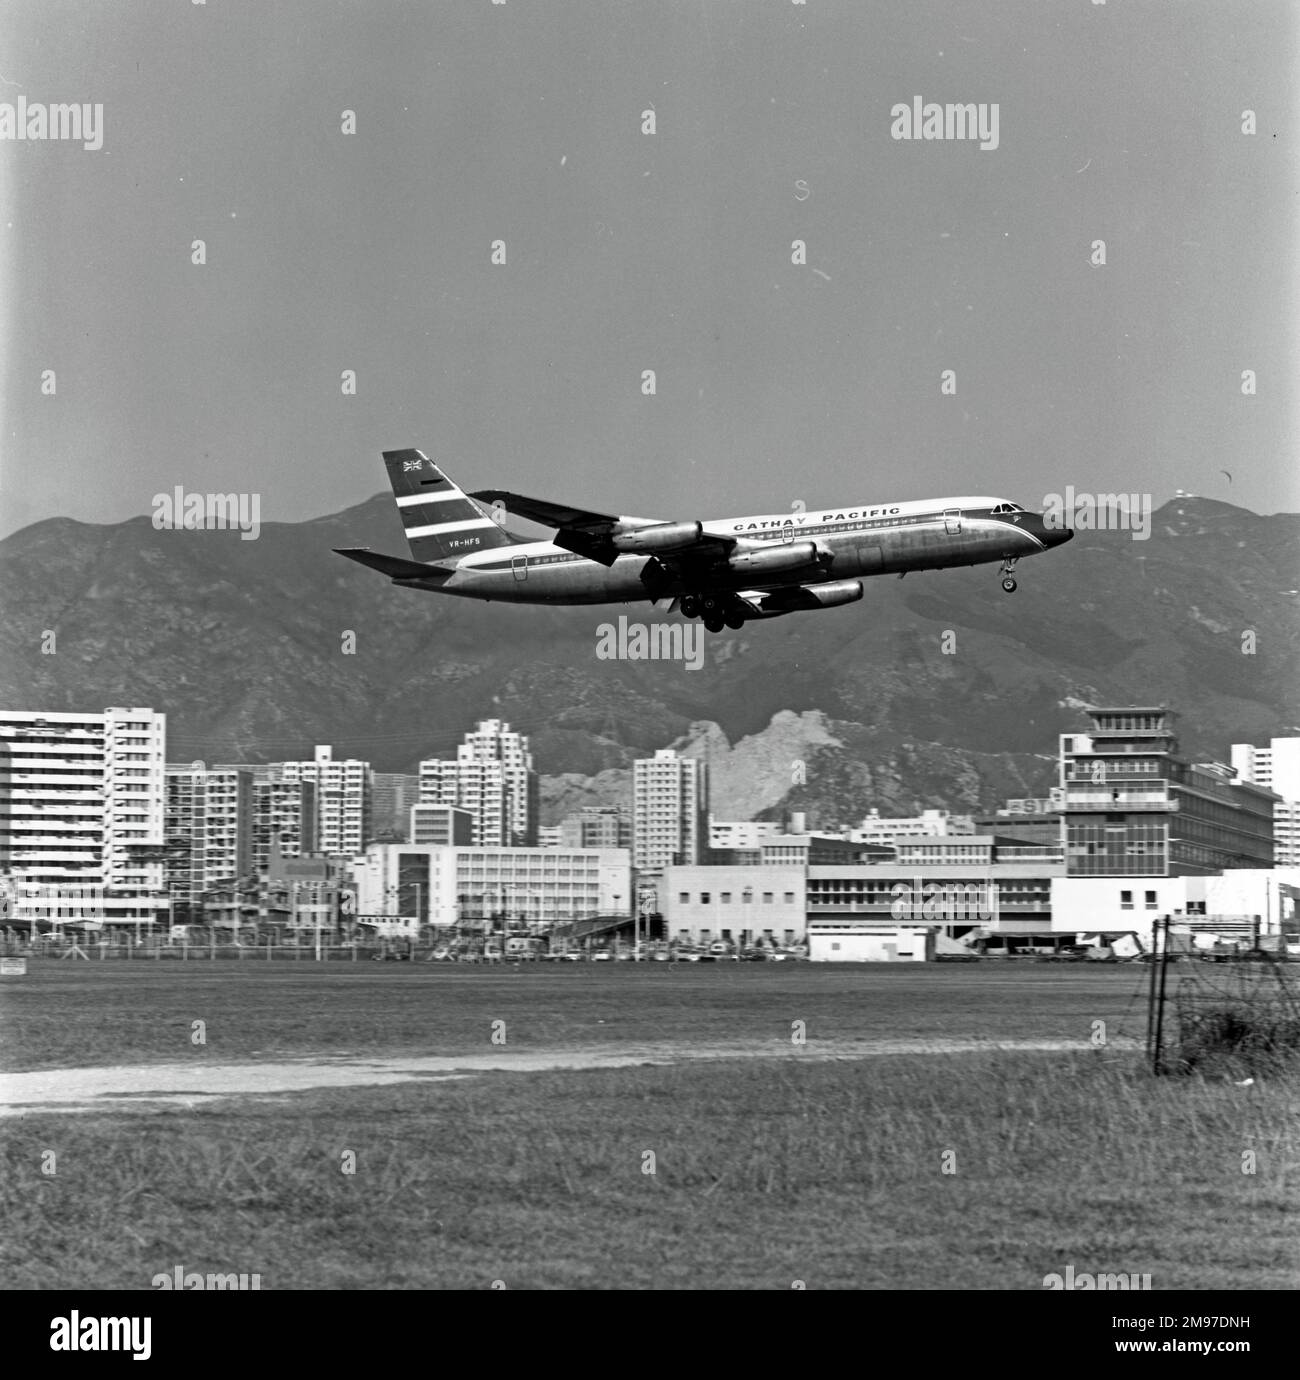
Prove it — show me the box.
[279,746,371,858]
[371,772,421,841]
[418,719,537,847]
[633,749,708,871]
[248,773,317,874]
[0,707,168,925]
[164,765,253,904]
[1059,707,1277,876]
[1231,736,1300,865]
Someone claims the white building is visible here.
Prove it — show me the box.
[709,820,782,851]
[1048,870,1300,947]
[419,719,537,847]
[849,808,975,843]
[633,749,708,871]
[1232,737,1300,865]
[279,746,371,858]
[808,922,934,962]
[409,803,475,846]
[0,707,168,926]
[663,864,805,947]
[351,843,631,929]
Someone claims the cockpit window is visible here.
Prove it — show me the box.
[991,502,1021,515]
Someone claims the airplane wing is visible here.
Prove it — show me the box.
[470,489,738,568]
[468,491,621,531]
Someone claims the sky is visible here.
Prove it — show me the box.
[2,0,1296,541]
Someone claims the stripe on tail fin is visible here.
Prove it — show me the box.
[382,449,518,562]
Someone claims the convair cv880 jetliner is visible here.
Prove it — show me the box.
[335,449,1073,632]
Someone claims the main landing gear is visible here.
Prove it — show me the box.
[999,556,1019,594]
[680,593,746,632]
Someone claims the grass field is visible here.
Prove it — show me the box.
[2,963,1297,1290]
[2,960,1154,1070]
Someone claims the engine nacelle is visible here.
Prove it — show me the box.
[801,578,864,608]
[612,520,703,553]
[751,579,864,619]
[728,540,821,576]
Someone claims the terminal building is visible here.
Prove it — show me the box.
[1059,707,1277,875]
[659,707,1292,960]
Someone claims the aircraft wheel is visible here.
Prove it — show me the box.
[1001,577,1018,593]
[724,609,746,630]
[703,614,725,633]
[680,594,701,619]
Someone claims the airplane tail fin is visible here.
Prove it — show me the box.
[381,449,519,563]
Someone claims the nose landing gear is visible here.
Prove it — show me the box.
[999,557,1019,594]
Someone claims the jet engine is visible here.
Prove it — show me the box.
[796,578,863,608]
[749,578,864,618]
[611,520,703,553]
[727,540,822,576]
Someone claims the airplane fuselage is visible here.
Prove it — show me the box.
[392,495,1061,604]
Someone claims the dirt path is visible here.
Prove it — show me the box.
[1,1037,1133,1116]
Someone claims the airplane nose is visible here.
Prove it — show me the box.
[1037,516,1072,546]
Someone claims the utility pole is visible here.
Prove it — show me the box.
[1148,916,1172,1075]
[1145,916,1158,1059]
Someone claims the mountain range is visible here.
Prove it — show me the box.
[2,493,1296,825]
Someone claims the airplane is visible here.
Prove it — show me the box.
[335,449,1073,632]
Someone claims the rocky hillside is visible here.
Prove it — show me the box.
[2,494,1296,821]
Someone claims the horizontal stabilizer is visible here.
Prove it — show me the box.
[333,547,452,581]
